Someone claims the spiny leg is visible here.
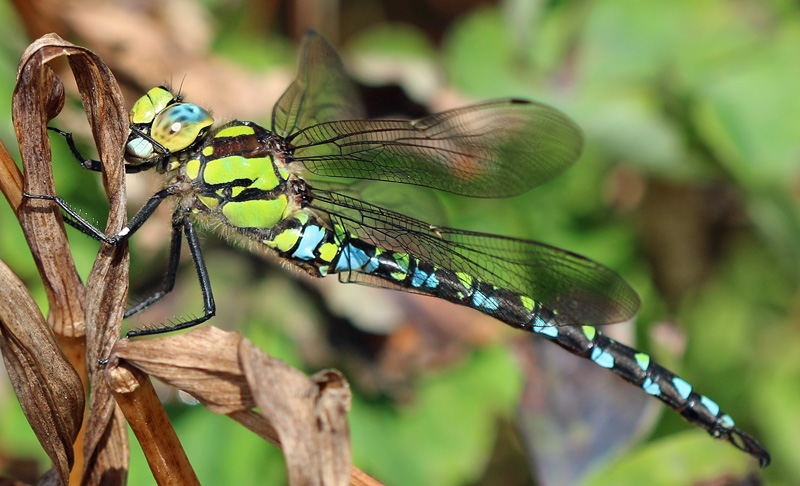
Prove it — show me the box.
[123,214,185,318]
[24,186,175,245]
[25,175,215,337]
[48,126,160,173]
[126,213,215,338]
[47,126,103,172]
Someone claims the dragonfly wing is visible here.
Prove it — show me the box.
[307,178,449,228]
[272,31,366,138]
[288,99,583,197]
[309,189,640,326]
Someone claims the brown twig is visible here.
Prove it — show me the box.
[106,361,199,486]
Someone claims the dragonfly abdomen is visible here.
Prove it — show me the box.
[269,222,768,465]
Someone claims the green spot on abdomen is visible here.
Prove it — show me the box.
[520,295,535,312]
[222,195,287,229]
[634,353,651,371]
[319,242,339,262]
[456,272,473,289]
[389,253,410,280]
[582,326,597,341]
[294,212,309,225]
[266,227,301,252]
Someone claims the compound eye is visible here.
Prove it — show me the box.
[130,87,176,124]
[150,103,214,153]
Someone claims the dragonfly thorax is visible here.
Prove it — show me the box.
[180,120,302,235]
[125,86,214,169]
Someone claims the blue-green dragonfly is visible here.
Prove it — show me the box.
[35,32,769,466]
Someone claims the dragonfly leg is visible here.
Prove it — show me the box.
[48,126,159,174]
[24,186,175,245]
[47,126,103,172]
[126,212,215,337]
[123,213,184,318]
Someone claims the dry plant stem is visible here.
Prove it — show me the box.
[0,136,24,207]
[106,360,199,486]
[14,40,85,341]
[347,468,384,486]
[11,34,131,485]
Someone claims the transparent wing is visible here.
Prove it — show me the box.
[307,178,449,227]
[271,31,366,138]
[287,99,583,197]
[309,188,640,326]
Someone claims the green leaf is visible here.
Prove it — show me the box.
[583,431,754,486]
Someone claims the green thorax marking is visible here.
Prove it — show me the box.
[183,121,293,230]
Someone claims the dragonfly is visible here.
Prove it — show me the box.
[32,31,769,467]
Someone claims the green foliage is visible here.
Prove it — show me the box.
[584,431,753,486]
[350,346,520,485]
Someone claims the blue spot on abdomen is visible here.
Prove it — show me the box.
[292,225,325,260]
[531,315,558,337]
[700,395,720,416]
[334,244,371,272]
[471,290,499,311]
[672,377,693,400]
[642,377,661,396]
[411,268,440,289]
[590,347,615,368]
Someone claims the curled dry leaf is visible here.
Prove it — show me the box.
[108,327,359,486]
[0,258,84,484]
[241,341,352,486]
[10,33,130,485]
[13,35,85,340]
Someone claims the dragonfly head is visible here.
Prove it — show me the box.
[126,86,214,169]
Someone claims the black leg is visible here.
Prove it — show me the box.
[48,126,159,174]
[24,187,175,245]
[123,215,185,318]
[126,213,215,337]
[48,127,104,172]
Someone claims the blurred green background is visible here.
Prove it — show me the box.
[1,0,798,485]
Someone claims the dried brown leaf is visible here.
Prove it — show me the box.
[240,341,352,486]
[110,327,252,414]
[11,33,131,485]
[109,327,356,485]
[0,258,84,484]
[13,35,85,339]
